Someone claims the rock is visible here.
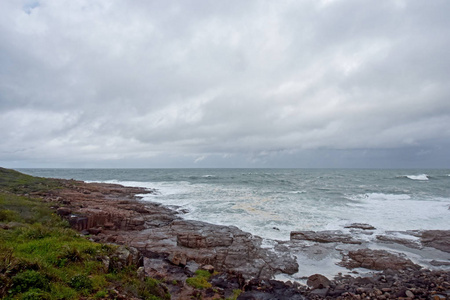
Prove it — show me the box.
[101,256,110,272]
[184,261,199,274]
[109,245,142,271]
[376,234,422,249]
[202,264,215,273]
[405,289,414,298]
[290,230,362,244]
[307,274,332,289]
[310,288,329,297]
[340,249,421,271]
[240,278,306,300]
[430,260,450,266]
[421,230,450,253]
[103,222,115,230]
[87,227,102,235]
[56,207,72,216]
[137,266,145,280]
[345,223,376,230]
[0,222,22,230]
[167,252,187,266]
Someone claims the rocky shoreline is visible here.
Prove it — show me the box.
[40,179,449,299]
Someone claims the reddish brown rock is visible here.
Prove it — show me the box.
[56,207,72,216]
[421,230,450,253]
[340,249,421,271]
[307,274,332,289]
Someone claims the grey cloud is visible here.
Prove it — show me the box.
[1,0,449,168]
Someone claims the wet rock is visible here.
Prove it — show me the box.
[210,272,243,290]
[421,230,450,253]
[340,249,421,271]
[290,230,362,244]
[376,234,422,249]
[345,223,376,230]
[240,278,306,300]
[430,260,450,266]
[307,274,332,289]
[310,287,329,297]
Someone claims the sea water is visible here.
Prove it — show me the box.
[18,168,450,241]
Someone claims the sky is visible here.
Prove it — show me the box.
[1,0,450,169]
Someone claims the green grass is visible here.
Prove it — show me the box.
[186,270,213,289]
[0,167,169,300]
[0,168,66,195]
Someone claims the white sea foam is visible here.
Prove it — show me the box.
[361,193,411,201]
[406,174,429,181]
[90,176,449,242]
[287,190,306,194]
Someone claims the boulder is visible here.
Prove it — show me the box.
[56,207,72,216]
[167,252,187,266]
[109,245,142,271]
[307,274,332,289]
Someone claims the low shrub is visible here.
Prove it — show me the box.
[0,209,20,222]
[68,274,93,291]
[186,269,212,289]
[10,270,49,295]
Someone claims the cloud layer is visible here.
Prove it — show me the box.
[1,0,450,168]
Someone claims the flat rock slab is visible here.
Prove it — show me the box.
[421,230,450,253]
[290,230,362,244]
[339,248,421,271]
[344,223,376,230]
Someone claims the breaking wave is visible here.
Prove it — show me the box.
[405,174,429,181]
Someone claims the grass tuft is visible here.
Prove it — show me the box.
[186,269,213,289]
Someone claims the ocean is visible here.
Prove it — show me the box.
[18,168,450,241]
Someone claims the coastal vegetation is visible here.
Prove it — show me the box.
[0,168,169,300]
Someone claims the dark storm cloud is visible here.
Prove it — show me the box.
[1,0,449,168]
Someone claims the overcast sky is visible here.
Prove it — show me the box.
[1,0,450,168]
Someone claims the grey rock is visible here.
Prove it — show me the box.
[345,223,376,230]
[290,230,362,244]
[109,245,142,271]
[184,260,199,274]
[376,234,422,249]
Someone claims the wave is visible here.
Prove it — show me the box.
[351,193,411,201]
[202,175,217,178]
[405,174,429,181]
[287,190,306,194]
